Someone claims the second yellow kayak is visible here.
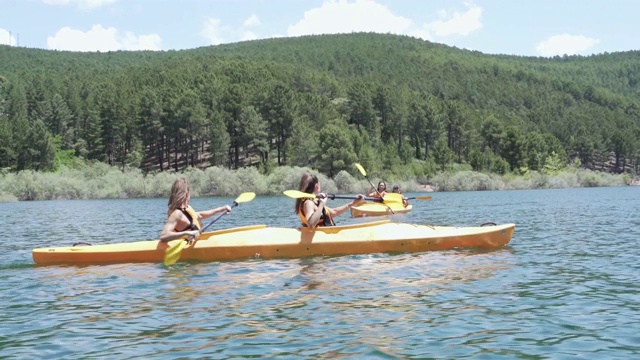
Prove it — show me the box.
[350,201,412,217]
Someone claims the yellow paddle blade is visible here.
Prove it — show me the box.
[164,240,186,266]
[283,190,316,199]
[382,193,404,203]
[235,192,256,204]
[354,163,367,176]
[415,195,432,201]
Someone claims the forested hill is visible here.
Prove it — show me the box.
[204,34,640,98]
[1,33,639,179]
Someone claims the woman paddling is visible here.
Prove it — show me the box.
[160,178,231,242]
[392,184,409,207]
[367,181,388,198]
[295,173,364,228]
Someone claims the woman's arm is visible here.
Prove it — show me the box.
[160,211,200,242]
[303,200,324,228]
[328,195,363,217]
[198,205,232,220]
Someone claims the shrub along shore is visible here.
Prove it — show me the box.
[0,162,630,202]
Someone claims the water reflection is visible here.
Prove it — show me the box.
[278,248,516,311]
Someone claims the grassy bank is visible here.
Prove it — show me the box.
[0,162,630,202]
[431,168,628,191]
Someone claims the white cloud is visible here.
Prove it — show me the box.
[426,2,482,37]
[241,31,258,42]
[199,0,482,47]
[43,0,118,9]
[200,17,232,45]
[287,0,417,38]
[408,29,433,42]
[201,0,483,47]
[536,34,600,56]
[243,14,261,28]
[47,25,162,51]
[0,28,17,46]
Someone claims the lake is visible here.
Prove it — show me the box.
[1,187,639,359]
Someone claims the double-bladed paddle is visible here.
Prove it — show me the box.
[163,192,256,266]
[282,190,416,204]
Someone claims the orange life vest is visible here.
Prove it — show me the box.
[177,205,202,231]
[369,190,388,198]
[298,199,335,227]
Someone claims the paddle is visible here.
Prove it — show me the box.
[386,194,431,207]
[406,195,432,201]
[283,189,378,202]
[354,163,395,214]
[283,190,404,204]
[163,192,256,266]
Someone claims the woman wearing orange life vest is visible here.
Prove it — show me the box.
[160,178,232,242]
[295,173,364,228]
[367,181,388,198]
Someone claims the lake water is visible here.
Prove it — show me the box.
[1,187,639,359]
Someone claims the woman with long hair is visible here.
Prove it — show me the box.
[295,173,363,228]
[367,181,388,198]
[160,178,231,242]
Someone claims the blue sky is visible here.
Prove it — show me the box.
[1,0,638,57]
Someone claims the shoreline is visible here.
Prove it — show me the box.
[0,164,633,202]
[418,184,435,192]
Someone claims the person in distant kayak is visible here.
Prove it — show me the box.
[160,178,231,242]
[296,173,364,228]
[367,181,388,198]
[392,185,409,207]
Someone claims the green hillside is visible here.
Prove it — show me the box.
[1,33,638,178]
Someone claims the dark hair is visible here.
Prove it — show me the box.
[295,173,319,213]
[392,185,400,191]
[378,181,386,188]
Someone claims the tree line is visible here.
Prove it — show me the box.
[1,33,639,180]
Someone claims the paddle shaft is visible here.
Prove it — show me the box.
[405,195,432,201]
[364,178,385,199]
[186,201,237,243]
[327,194,381,202]
[283,190,405,204]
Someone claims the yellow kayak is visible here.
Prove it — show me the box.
[32,220,515,265]
[350,201,412,217]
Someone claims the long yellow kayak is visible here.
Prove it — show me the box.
[350,201,412,217]
[32,220,515,265]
